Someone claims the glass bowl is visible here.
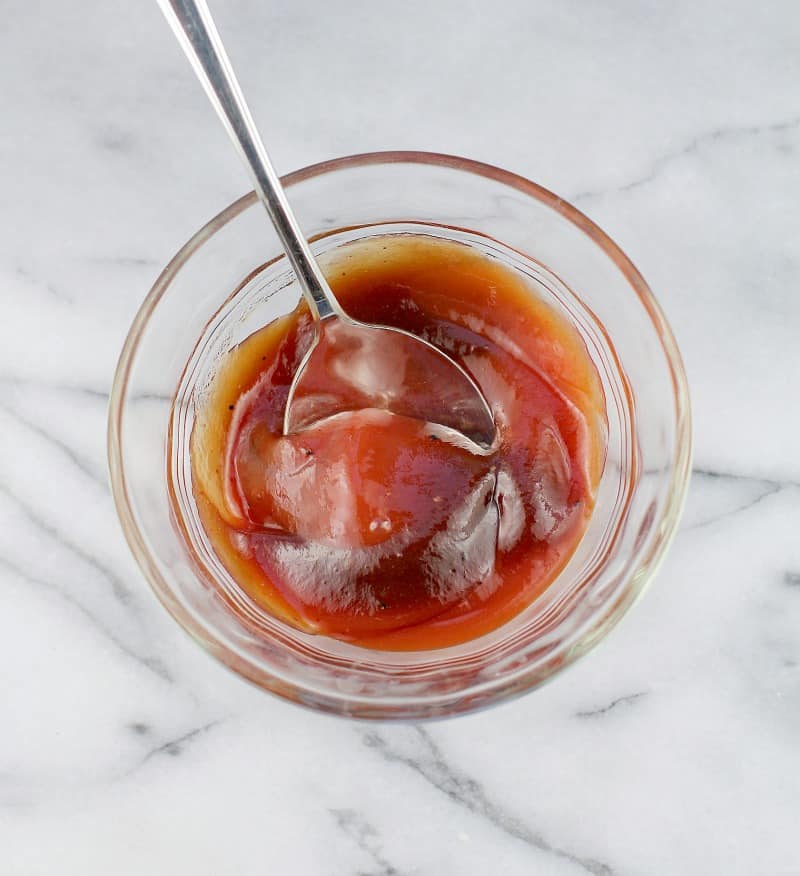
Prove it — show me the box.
[108,152,691,719]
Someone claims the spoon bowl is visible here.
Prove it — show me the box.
[158,0,496,447]
[284,313,496,448]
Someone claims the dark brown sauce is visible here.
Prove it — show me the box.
[190,235,607,650]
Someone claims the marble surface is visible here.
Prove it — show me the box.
[2,0,799,872]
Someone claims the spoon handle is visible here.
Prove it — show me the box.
[157,0,335,319]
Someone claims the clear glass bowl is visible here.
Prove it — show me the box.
[108,152,691,719]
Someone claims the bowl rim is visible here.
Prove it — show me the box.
[108,150,692,718]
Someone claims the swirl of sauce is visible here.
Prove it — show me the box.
[190,236,606,650]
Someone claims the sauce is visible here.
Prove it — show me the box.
[190,235,607,650]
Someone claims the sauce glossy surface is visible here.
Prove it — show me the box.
[190,235,607,650]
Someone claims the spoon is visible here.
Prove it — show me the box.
[158,0,496,448]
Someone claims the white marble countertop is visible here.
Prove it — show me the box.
[2,1,799,873]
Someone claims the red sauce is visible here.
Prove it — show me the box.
[190,235,606,650]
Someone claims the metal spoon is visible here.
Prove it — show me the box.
[157,0,496,448]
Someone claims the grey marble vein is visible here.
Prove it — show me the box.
[363,727,615,876]
[682,466,800,531]
[87,255,159,267]
[0,375,110,402]
[14,264,73,304]
[0,554,170,682]
[691,466,799,489]
[0,481,134,608]
[683,482,785,532]
[98,129,137,154]
[0,400,108,490]
[128,719,223,774]
[331,809,406,876]
[573,111,800,203]
[126,391,173,404]
[575,692,647,720]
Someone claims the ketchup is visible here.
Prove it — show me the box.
[190,235,606,650]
